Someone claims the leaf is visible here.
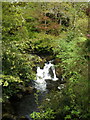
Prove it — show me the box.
[3,81,9,87]
[65,115,71,120]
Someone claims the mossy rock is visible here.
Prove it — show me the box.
[55,67,63,79]
[53,58,61,64]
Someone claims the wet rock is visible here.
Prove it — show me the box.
[51,58,63,79]
[49,67,54,78]
[45,79,59,90]
[59,80,66,84]
[45,79,66,91]
[45,55,55,62]
[55,67,63,79]
[53,58,61,64]
[39,60,45,69]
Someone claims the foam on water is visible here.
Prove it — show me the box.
[35,61,58,91]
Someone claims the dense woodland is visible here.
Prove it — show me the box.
[1,2,90,120]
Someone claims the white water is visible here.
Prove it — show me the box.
[35,61,58,91]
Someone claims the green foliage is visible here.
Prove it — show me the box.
[2,75,23,101]
[2,2,36,101]
[27,33,58,55]
[3,40,35,80]
[35,30,88,120]
[2,2,29,41]
[65,115,71,120]
[2,2,89,120]
[30,108,55,120]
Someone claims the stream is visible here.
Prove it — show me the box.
[11,61,61,119]
[35,60,58,91]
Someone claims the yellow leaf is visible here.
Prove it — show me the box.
[3,81,9,87]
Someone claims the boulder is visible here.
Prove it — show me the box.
[45,79,59,90]
[45,79,66,91]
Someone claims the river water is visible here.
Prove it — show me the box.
[35,61,58,91]
[13,61,59,118]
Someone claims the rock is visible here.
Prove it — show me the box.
[45,79,66,91]
[55,67,63,79]
[53,58,61,64]
[45,79,59,90]
[45,55,55,62]
[39,60,45,69]
[49,67,54,78]
[59,80,66,84]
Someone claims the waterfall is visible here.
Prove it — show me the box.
[35,61,58,91]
